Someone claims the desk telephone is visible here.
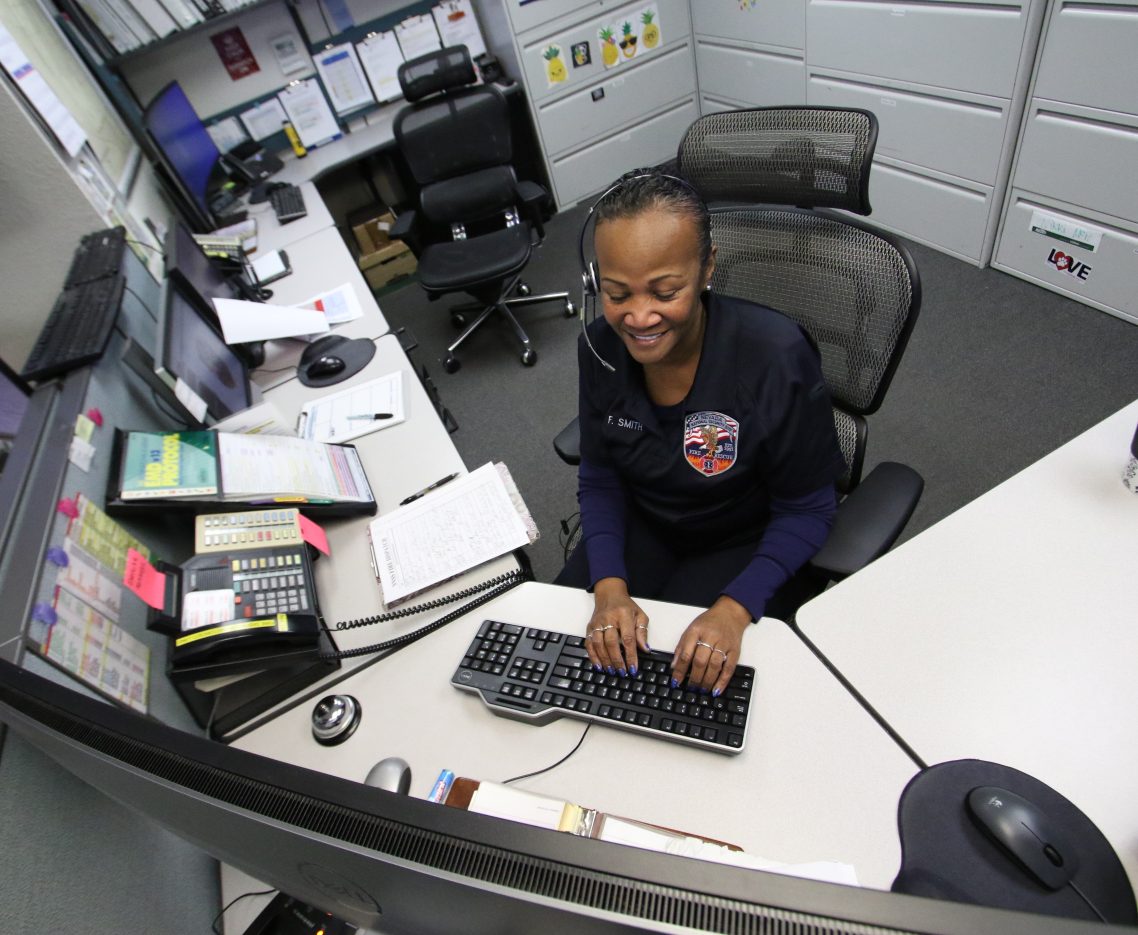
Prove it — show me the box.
[149,510,323,679]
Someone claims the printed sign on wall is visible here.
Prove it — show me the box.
[211,27,260,80]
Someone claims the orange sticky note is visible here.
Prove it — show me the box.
[297,513,330,555]
[123,547,167,609]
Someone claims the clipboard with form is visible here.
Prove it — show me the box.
[297,370,406,443]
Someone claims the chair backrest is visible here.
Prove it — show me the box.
[395,47,513,188]
[677,107,920,491]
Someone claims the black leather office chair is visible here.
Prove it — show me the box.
[554,106,923,593]
[391,47,574,373]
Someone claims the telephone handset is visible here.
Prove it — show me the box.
[222,143,284,185]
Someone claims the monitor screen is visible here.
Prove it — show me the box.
[144,82,222,232]
[156,277,250,425]
[164,219,237,309]
[0,358,31,478]
[0,657,1105,935]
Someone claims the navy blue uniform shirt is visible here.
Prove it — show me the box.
[579,292,845,547]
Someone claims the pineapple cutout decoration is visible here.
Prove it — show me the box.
[599,26,620,68]
[641,7,661,49]
[543,45,567,86]
[619,20,638,58]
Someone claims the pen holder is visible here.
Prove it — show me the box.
[1124,421,1138,496]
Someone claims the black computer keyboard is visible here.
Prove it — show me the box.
[64,226,126,288]
[269,184,307,224]
[21,275,125,382]
[452,621,755,755]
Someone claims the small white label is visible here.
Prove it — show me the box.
[174,378,209,423]
[1029,209,1104,253]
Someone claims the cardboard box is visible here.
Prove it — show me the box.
[352,210,398,255]
[359,241,417,290]
[351,208,416,289]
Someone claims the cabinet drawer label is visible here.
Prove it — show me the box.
[1029,209,1104,253]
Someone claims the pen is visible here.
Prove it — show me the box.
[399,472,460,505]
[347,413,394,421]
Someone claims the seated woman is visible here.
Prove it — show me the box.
[554,170,845,697]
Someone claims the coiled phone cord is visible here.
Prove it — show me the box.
[319,567,531,661]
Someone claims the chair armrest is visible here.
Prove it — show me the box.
[809,461,923,580]
[389,210,423,256]
[553,416,581,466]
[517,180,552,238]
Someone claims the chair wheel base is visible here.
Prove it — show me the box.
[450,312,467,328]
[521,349,537,366]
[443,356,461,373]
[564,300,577,318]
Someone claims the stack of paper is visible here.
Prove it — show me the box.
[368,463,534,605]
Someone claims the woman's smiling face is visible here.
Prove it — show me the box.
[594,205,715,371]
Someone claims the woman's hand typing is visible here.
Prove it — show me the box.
[585,578,650,676]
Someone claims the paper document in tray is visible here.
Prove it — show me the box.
[369,463,530,605]
[218,434,372,502]
[298,370,404,443]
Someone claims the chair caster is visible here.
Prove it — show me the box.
[450,312,467,328]
[515,282,531,297]
[564,300,577,318]
[444,356,461,373]
[521,349,537,366]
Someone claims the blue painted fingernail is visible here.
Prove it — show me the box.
[712,688,721,698]
[618,667,627,677]
[607,666,615,675]
[629,665,638,677]
[593,664,602,672]
[670,678,679,689]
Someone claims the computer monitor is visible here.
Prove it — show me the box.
[155,276,251,426]
[165,219,238,302]
[0,658,1108,935]
[143,82,226,233]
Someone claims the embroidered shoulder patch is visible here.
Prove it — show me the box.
[683,411,739,476]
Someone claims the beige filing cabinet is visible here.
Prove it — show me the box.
[478,0,699,208]
[692,0,806,113]
[803,0,1047,266]
[993,0,1138,325]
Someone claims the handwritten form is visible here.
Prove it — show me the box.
[368,463,529,605]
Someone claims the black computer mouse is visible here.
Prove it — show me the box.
[307,355,346,378]
[967,785,1079,889]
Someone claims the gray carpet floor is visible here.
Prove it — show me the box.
[370,205,1138,586]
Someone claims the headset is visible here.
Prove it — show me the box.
[577,171,705,373]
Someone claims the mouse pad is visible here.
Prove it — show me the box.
[892,758,1136,924]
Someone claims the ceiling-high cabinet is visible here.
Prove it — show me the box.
[478,0,699,209]
[992,0,1138,325]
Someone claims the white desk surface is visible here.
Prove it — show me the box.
[228,581,917,892]
[276,109,401,188]
[250,226,390,390]
[796,399,1138,885]
[246,181,335,253]
[239,334,516,732]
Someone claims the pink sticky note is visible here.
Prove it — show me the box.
[297,513,330,556]
[123,547,167,609]
[57,498,79,518]
[86,407,104,426]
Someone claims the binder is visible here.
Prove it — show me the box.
[124,0,178,39]
[106,429,378,517]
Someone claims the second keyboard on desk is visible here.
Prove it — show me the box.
[452,620,754,754]
[269,183,307,224]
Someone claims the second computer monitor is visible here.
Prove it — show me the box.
[155,277,251,426]
[165,220,237,308]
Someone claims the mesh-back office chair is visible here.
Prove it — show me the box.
[391,47,574,373]
[555,106,923,592]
